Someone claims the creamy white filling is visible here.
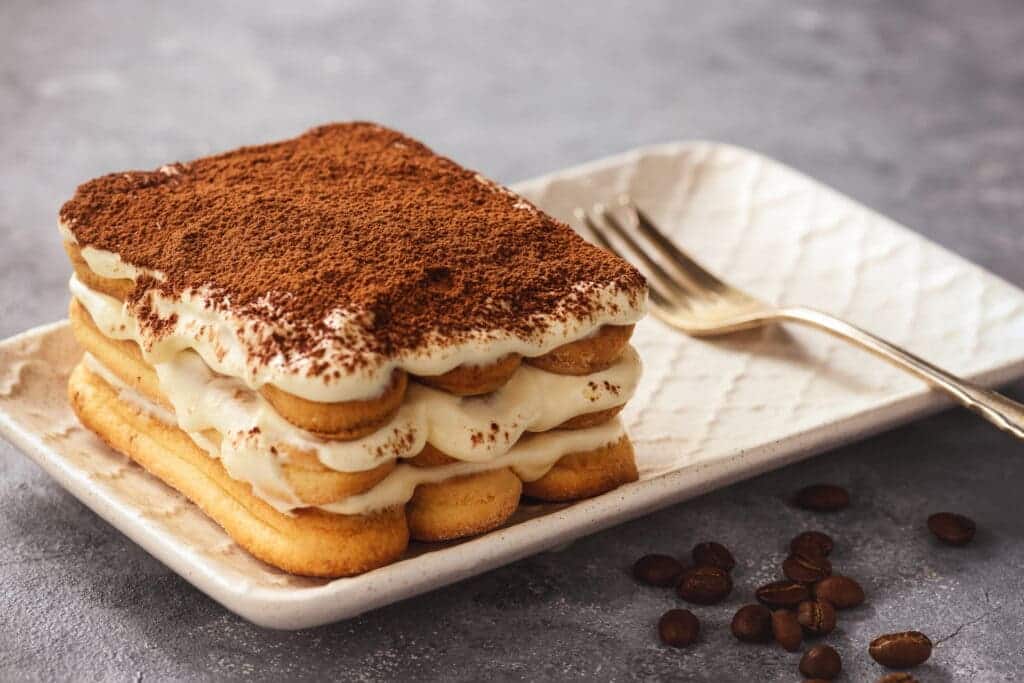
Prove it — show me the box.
[321,419,626,515]
[72,275,641,469]
[82,246,154,281]
[158,344,640,472]
[63,235,646,402]
[84,352,627,514]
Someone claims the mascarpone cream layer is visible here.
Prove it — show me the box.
[72,276,641,472]
[84,353,628,514]
[63,231,646,403]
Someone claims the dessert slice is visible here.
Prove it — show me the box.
[60,122,647,576]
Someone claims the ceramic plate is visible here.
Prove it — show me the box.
[3,142,1023,629]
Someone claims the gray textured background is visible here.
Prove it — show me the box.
[2,1,1023,680]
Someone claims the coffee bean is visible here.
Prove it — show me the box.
[927,512,976,546]
[869,631,933,669]
[691,541,736,572]
[796,599,836,636]
[813,575,864,609]
[677,565,732,604]
[731,604,773,643]
[783,553,832,584]
[877,674,919,683]
[755,580,810,608]
[658,609,700,647]
[799,644,842,679]
[793,484,850,512]
[771,609,802,652]
[790,530,834,558]
[632,554,684,586]
[786,532,835,557]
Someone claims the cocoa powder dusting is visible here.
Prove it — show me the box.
[61,122,645,373]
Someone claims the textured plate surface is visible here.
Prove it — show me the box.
[2,142,1023,630]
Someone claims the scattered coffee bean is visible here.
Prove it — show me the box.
[755,580,810,608]
[731,604,773,643]
[677,565,732,604]
[869,631,933,669]
[927,512,976,546]
[783,553,832,584]
[799,644,842,679]
[796,599,836,636]
[790,530,834,558]
[813,575,864,609]
[771,609,802,652]
[691,541,736,572]
[877,674,919,683]
[658,609,700,647]
[793,484,850,512]
[632,554,684,586]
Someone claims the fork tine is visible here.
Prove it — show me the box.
[620,197,728,293]
[573,208,615,252]
[593,205,695,302]
[646,282,678,312]
[574,208,687,312]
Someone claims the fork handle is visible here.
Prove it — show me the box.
[778,306,1024,440]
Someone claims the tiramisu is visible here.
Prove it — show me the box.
[60,122,647,576]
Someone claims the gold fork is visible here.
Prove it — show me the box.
[576,196,1024,440]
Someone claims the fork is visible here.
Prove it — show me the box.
[576,196,1024,440]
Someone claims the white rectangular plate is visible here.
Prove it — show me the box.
[2,142,1023,629]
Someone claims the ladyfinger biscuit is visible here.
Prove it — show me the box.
[527,325,634,375]
[557,405,625,430]
[69,297,168,408]
[69,361,409,577]
[417,353,522,396]
[63,242,134,301]
[521,436,638,502]
[260,371,407,440]
[406,467,522,542]
[276,444,395,506]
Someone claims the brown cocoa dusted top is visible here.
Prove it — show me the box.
[60,122,645,378]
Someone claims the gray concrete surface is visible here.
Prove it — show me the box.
[2,1,1023,680]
